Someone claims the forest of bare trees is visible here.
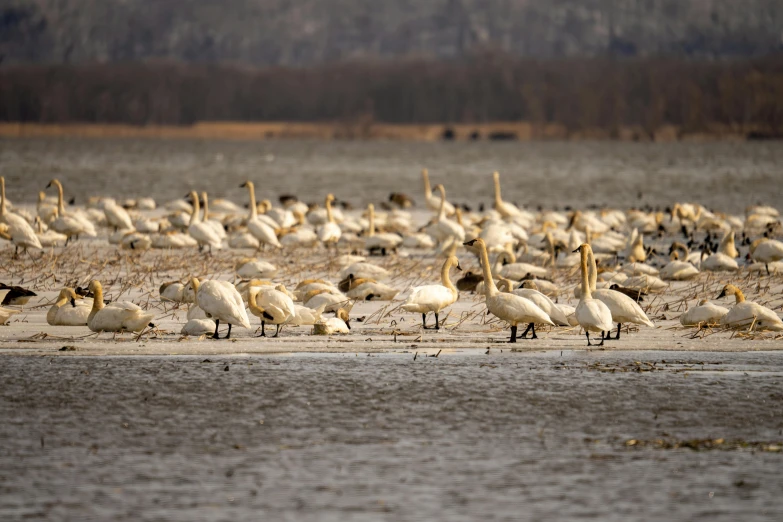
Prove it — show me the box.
[2,55,783,137]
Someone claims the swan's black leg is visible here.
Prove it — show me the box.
[531,323,538,339]
[225,323,232,339]
[614,323,621,340]
[212,319,221,340]
[273,323,281,337]
[586,331,592,346]
[434,312,440,330]
[421,313,430,329]
[257,321,266,337]
[767,263,770,276]
[509,325,517,343]
[598,331,605,346]
[517,323,534,339]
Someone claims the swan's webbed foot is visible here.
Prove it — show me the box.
[225,324,232,339]
[434,313,440,330]
[273,324,282,338]
[517,323,537,339]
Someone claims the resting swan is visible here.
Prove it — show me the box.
[660,243,700,281]
[717,284,783,331]
[47,288,91,326]
[249,284,296,337]
[87,281,155,333]
[573,244,614,346]
[750,238,783,275]
[317,193,342,246]
[190,277,251,339]
[365,203,402,254]
[401,255,461,330]
[0,177,42,256]
[464,238,553,342]
[313,308,351,335]
[45,179,97,242]
[679,300,729,327]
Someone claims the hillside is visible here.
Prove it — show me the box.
[1,0,782,66]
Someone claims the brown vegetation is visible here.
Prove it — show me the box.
[1,55,783,140]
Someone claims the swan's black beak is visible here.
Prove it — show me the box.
[240,182,247,188]
[716,289,726,299]
[572,247,581,254]
[130,240,136,250]
[456,263,462,271]
[346,320,351,330]
[70,298,76,307]
[463,239,477,247]
[45,181,52,189]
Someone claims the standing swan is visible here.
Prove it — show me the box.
[190,277,251,339]
[241,181,281,249]
[317,194,342,246]
[248,284,296,337]
[87,281,156,333]
[463,238,553,343]
[421,168,455,215]
[492,172,522,219]
[401,255,461,330]
[0,177,42,257]
[187,191,222,252]
[574,244,614,346]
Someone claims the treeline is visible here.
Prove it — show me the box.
[2,54,783,135]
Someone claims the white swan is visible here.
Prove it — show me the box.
[201,192,228,240]
[190,277,251,339]
[236,258,278,279]
[337,262,390,281]
[181,318,217,336]
[365,203,402,254]
[513,281,570,327]
[700,251,738,272]
[241,181,281,249]
[494,250,550,280]
[45,179,97,242]
[680,300,729,327]
[401,256,461,329]
[187,191,222,252]
[573,244,614,346]
[313,308,351,335]
[750,239,783,275]
[492,171,522,219]
[660,243,700,281]
[717,284,783,331]
[317,193,342,246]
[345,278,399,301]
[103,200,134,231]
[464,238,553,342]
[286,304,326,326]
[34,216,67,247]
[304,291,351,313]
[87,281,155,333]
[431,184,465,243]
[421,168,455,214]
[249,284,296,337]
[47,288,91,326]
[0,177,42,256]
[159,281,195,304]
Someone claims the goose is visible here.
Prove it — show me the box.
[47,288,91,326]
[190,277,251,339]
[345,277,399,301]
[317,194,342,246]
[463,238,553,342]
[660,243,700,280]
[573,244,614,346]
[201,192,228,240]
[431,184,464,243]
[679,300,729,327]
[0,282,37,306]
[249,284,296,337]
[365,204,402,254]
[0,177,43,256]
[717,284,783,331]
[421,168,455,214]
[749,239,783,275]
[103,200,134,231]
[236,258,278,279]
[492,171,522,220]
[187,191,222,252]
[45,179,97,242]
[313,308,351,335]
[86,281,155,333]
[401,256,461,329]
[241,181,282,249]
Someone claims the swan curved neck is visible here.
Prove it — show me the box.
[53,181,65,215]
[733,287,745,303]
[422,169,432,199]
[325,198,334,223]
[202,193,210,221]
[476,242,498,297]
[440,258,457,294]
[91,284,105,313]
[368,205,375,237]
[580,247,593,300]
[246,183,257,219]
[493,173,502,206]
[437,186,447,219]
[587,247,597,292]
[190,279,201,308]
[189,193,201,226]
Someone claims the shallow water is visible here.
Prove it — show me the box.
[1,138,781,213]
[1,351,782,521]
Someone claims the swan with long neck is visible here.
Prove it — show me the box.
[249,284,296,337]
[241,181,281,248]
[45,178,96,243]
[190,277,251,339]
[716,284,783,331]
[432,184,465,243]
[463,238,553,342]
[87,280,155,333]
[0,177,43,256]
[421,168,455,215]
[187,190,222,252]
[47,288,90,326]
[574,244,614,346]
[317,193,342,245]
[365,203,402,254]
[401,255,461,329]
[492,171,521,219]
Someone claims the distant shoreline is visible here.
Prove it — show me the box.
[0,121,776,142]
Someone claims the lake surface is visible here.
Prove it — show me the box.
[1,138,781,213]
[1,351,782,521]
